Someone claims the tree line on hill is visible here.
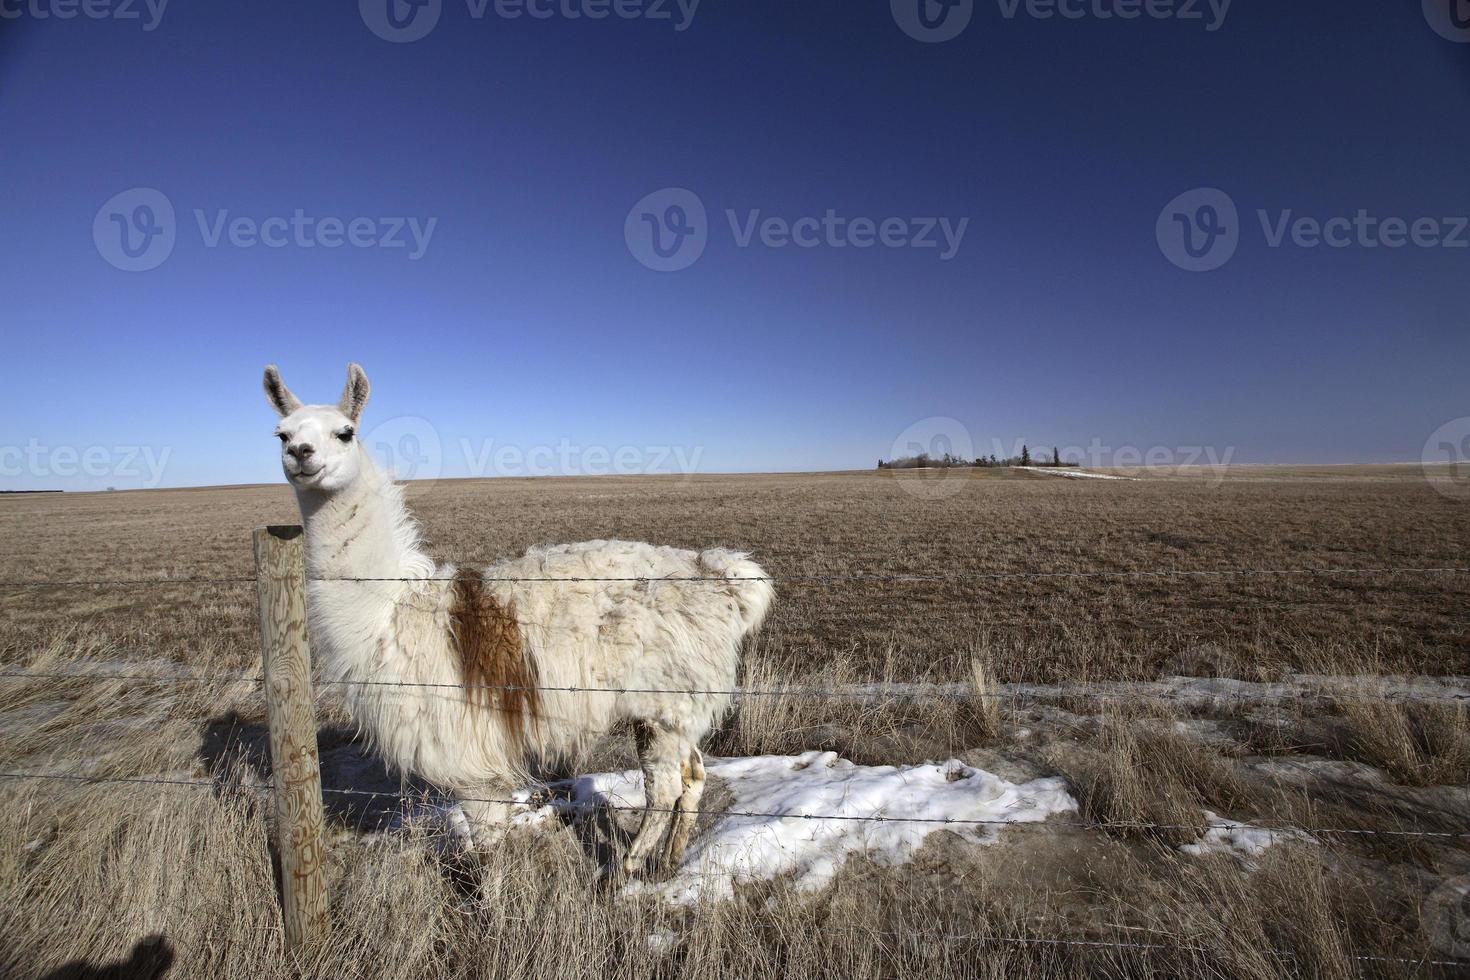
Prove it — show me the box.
[876,445,1078,470]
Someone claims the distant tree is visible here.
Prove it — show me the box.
[990,454,999,466]
[1020,445,1032,467]
[1052,447,1061,467]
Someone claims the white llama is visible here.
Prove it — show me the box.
[262,363,773,874]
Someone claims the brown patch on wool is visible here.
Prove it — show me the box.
[450,568,541,741]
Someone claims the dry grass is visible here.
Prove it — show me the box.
[1,466,1468,977]
[1044,707,1258,848]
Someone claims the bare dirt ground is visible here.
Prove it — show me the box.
[1,465,1467,978]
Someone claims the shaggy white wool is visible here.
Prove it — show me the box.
[299,450,772,792]
[270,387,770,794]
[268,364,771,872]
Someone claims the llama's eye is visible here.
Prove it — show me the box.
[337,428,354,443]
[277,433,289,443]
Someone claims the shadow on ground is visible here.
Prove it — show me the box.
[198,711,436,830]
[36,935,174,980]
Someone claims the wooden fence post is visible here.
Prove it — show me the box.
[253,524,329,949]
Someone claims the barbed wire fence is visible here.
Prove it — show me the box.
[0,537,1467,964]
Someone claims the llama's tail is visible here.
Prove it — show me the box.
[698,548,775,636]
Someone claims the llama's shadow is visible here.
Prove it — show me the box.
[198,711,438,830]
[197,713,660,896]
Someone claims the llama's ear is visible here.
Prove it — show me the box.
[338,362,371,423]
[263,364,302,417]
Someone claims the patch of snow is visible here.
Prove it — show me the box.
[1015,467,1137,481]
[532,750,1075,904]
[1180,810,1310,867]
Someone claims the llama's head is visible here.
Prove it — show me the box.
[262,363,372,494]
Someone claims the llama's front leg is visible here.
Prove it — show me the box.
[622,722,683,876]
[660,746,705,870]
[459,787,514,856]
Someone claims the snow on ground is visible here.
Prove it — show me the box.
[1180,810,1310,867]
[1015,467,1137,481]
[514,750,1075,904]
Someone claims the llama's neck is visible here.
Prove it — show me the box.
[295,449,435,583]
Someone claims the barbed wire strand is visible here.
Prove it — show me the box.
[2,769,1467,840]
[2,668,1466,704]
[0,564,1466,588]
[3,770,1465,967]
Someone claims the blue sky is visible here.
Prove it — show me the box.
[1,1,1468,489]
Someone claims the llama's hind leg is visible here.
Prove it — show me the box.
[622,721,683,876]
[660,746,705,870]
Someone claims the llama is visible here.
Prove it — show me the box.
[262,362,773,874]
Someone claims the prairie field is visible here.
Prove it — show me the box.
[1,465,1468,978]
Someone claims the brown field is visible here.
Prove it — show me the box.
[1,465,1468,978]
